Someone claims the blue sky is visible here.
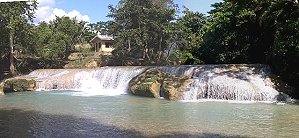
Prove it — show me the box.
[35,0,222,23]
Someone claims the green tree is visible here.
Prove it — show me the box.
[88,21,110,35]
[176,7,206,64]
[199,0,271,63]
[0,1,37,76]
[35,22,66,59]
[49,16,86,53]
[199,0,298,64]
[107,0,177,65]
[14,23,37,57]
[34,16,88,60]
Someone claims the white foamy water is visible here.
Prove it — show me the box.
[162,65,279,102]
[27,67,146,96]
[72,67,146,96]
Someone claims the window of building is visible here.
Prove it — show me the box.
[95,42,100,51]
[105,42,113,48]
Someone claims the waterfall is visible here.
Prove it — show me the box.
[173,65,279,101]
[26,65,281,101]
[27,67,146,96]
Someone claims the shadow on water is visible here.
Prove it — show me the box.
[0,108,248,138]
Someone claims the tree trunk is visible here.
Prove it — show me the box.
[143,46,146,59]
[9,31,16,76]
[166,43,174,61]
[145,41,151,61]
[128,39,131,52]
[158,35,163,60]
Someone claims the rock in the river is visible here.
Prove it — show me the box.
[3,78,36,93]
[130,81,161,98]
[0,82,4,96]
[268,75,295,99]
[275,92,291,102]
[129,68,193,100]
[129,69,164,98]
[162,75,193,100]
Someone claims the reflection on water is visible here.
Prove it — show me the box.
[1,91,299,137]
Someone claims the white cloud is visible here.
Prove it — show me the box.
[34,0,90,24]
[82,15,90,22]
[52,8,66,17]
[66,10,90,22]
[37,0,55,7]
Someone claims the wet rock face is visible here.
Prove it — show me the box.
[129,69,165,98]
[3,78,36,93]
[275,92,292,102]
[129,69,192,100]
[0,83,4,96]
[162,76,193,100]
[130,81,161,98]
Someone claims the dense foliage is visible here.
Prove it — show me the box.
[0,1,90,78]
[34,17,86,59]
[107,0,178,65]
[0,1,37,76]
[175,8,207,64]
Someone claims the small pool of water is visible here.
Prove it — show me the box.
[1,91,299,137]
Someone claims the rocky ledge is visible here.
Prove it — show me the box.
[2,77,36,93]
[129,68,193,100]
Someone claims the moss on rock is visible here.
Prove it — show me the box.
[129,69,165,98]
[162,76,193,100]
[130,81,161,98]
[3,78,36,93]
[129,68,193,100]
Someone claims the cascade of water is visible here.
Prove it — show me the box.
[178,65,279,101]
[26,65,280,101]
[28,69,78,90]
[27,67,146,95]
[160,66,196,76]
[73,67,146,95]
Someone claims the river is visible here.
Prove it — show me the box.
[1,91,298,137]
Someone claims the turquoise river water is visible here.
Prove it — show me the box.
[0,91,299,138]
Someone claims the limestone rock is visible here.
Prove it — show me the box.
[0,82,4,96]
[129,68,193,100]
[268,75,295,98]
[162,75,193,100]
[129,69,164,98]
[130,81,161,98]
[275,92,291,102]
[3,78,36,93]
